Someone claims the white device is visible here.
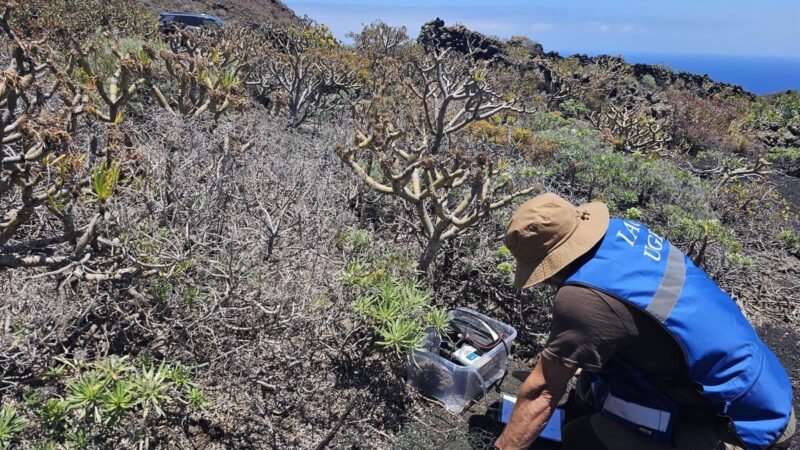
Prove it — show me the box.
[452,344,484,367]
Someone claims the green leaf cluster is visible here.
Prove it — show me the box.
[0,405,28,450]
[659,205,747,266]
[347,263,448,356]
[20,356,209,446]
[767,146,800,176]
[559,99,590,118]
[338,228,374,252]
[91,160,121,201]
[777,229,799,253]
[747,91,800,130]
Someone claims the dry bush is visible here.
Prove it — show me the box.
[665,88,754,155]
[2,105,413,447]
[589,103,671,154]
[247,20,361,128]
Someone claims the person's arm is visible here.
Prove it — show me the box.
[494,354,577,450]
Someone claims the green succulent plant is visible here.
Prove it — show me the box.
[37,398,68,430]
[101,381,137,425]
[92,355,133,383]
[132,363,173,418]
[165,363,195,389]
[65,372,107,422]
[426,308,450,337]
[0,405,28,450]
[187,388,209,409]
[91,160,121,201]
[376,319,424,356]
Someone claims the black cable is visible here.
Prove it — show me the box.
[448,309,507,350]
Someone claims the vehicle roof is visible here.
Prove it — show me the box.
[158,12,224,21]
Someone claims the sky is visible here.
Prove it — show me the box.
[282,0,800,58]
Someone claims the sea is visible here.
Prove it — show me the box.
[617,53,800,96]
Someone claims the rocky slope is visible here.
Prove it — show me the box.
[419,19,799,152]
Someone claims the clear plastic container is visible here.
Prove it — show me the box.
[406,307,517,413]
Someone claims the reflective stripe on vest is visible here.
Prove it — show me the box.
[602,391,672,432]
[645,242,685,321]
[564,219,793,450]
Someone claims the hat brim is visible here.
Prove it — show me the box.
[514,201,609,290]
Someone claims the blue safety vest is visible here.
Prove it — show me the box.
[563,219,793,449]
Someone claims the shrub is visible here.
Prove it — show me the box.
[665,88,752,155]
[347,20,410,61]
[526,111,571,132]
[249,20,361,128]
[589,104,670,154]
[17,356,208,446]
[559,99,590,118]
[542,130,757,269]
[9,0,156,41]
[552,143,711,215]
[658,205,745,267]
[770,91,800,127]
[338,30,535,273]
[747,91,800,131]
[141,29,251,121]
[350,270,449,357]
[0,405,27,449]
[767,147,800,176]
[463,120,534,151]
[502,35,542,64]
[640,74,657,90]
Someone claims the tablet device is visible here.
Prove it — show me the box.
[500,394,564,442]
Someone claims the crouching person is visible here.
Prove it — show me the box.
[495,193,795,450]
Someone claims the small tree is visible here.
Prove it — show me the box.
[141,28,251,121]
[347,20,410,67]
[590,103,671,154]
[248,20,360,128]
[337,31,536,273]
[65,36,146,124]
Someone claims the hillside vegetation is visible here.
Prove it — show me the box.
[0,1,798,448]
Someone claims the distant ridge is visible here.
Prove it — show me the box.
[140,0,299,25]
[419,19,800,150]
[419,19,752,99]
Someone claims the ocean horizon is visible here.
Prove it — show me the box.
[608,53,800,96]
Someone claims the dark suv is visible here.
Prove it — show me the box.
[158,12,226,33]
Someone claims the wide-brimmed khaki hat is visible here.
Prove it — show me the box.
[505,193,609,290]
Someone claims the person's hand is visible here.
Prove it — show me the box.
[495,354,576,450]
